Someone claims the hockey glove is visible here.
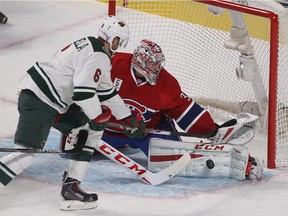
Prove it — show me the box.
[89,105,112,131]
[121,110,147,138]
[211,113,259,145]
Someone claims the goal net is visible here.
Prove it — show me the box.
[107,0,288,168]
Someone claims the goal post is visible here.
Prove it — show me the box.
[107,0,288,169]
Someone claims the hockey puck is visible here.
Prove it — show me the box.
[206,159,215,169]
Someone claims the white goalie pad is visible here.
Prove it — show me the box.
[148,138,250,181]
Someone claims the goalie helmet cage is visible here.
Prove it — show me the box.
[107,0,288,169]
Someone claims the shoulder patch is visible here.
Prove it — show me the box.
[113,78,123,92]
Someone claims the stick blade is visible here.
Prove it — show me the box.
[142,152,191,186]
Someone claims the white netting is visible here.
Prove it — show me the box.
[113,0,288,167]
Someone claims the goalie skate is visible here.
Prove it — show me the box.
[246,156,264,180]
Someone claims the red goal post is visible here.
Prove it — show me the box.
[107,0,288,169]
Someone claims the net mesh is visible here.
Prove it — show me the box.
[113,0,288,166]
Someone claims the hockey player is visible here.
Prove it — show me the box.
[103,39,218,154]
[0,16,146,211]
[100,39,263,181]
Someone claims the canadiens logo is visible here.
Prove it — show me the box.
[124,99,147,113]
[123,98,157,121]
[112,77,158,121]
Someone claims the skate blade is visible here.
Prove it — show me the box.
[60,200,98,211]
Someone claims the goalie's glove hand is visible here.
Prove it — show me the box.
[211,113,259,145]
[121,110,147,138]
[89,105,112,131]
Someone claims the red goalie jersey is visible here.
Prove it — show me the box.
[106,52,217,135]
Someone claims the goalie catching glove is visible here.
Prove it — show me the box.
[121,110,147,138]
[211,112,259,145]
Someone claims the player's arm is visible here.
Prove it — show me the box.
[73,52,146,137]
[164,90,258,144]
[99,82,147,138]
[162,76,218,135]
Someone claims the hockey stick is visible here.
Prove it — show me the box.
[95,140,191,186]
[108,118,256,146]
[107,121,234,138]
[0,148,72,154]
[0,130,88,154]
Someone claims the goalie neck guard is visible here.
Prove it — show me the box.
[132,39,165,85]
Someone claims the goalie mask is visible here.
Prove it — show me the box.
[132,39,165,85]
[98,16,130,54]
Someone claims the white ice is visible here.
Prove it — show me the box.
[0,1,288,216]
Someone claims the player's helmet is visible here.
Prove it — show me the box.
[132,39,165,85]
[98,15,130,53]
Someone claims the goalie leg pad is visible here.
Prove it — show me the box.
[0,149,34,186]
[148,138,250,180]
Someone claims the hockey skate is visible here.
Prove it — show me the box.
[60,171,98,211]
[0,12,8,24]
[246,156,264,180]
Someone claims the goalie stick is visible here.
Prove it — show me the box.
[107,120,236,138]
[108,113,258,146]
[95,140,191,186]
[0,130,88,154]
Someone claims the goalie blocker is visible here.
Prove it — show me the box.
[148,138,263,181]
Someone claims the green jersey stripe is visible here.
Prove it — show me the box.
[0,161,16,186]
[96,87,115,95]
[74,86,97,93]
[27,64,68,108]
[72,92,95,101]
[35,63,68,107]
[98,89,118,102]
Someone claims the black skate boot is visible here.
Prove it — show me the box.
[0,12,8,24]
[60,171,98,210]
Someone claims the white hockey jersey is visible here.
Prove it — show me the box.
[18,36,130,120]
